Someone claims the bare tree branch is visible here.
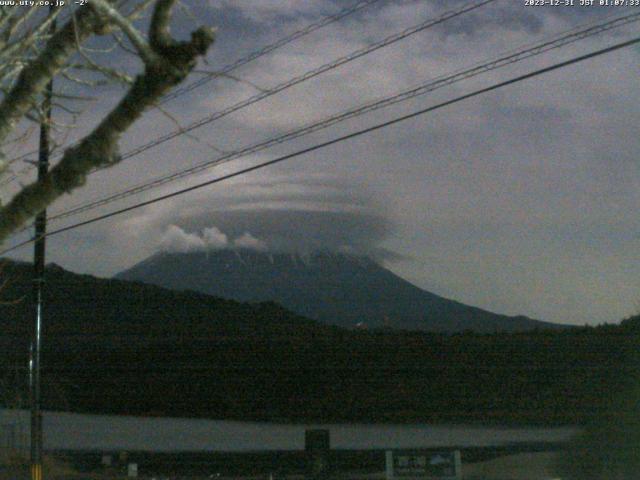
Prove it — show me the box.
[150,0,176,51]
[90,0,159,65]
[0,7,108,159]
[0,1,215,242]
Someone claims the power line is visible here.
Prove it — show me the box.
[5,11,638,241]
[3,0,477,184]
[2,0,497,231]
[1,34,638,257]
[46,11,640,223]
[0,0,384,185]
[112,0,497,162]
[160,0,385,104]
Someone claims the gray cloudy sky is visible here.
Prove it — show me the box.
[2,0,639,326]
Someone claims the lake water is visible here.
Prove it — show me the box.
[0,408,578,452]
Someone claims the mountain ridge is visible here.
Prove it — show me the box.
[116,249,562,333]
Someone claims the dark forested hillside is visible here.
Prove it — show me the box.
[0,260,637,425]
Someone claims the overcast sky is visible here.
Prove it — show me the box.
[2,0,639,326]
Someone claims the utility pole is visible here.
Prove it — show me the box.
[31,6,55,480]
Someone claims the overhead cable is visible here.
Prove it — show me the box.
[2,34,638,256]
[47,11,640,223]
[98,0,496,165]
[161,0,385,104]
[0,0,384,184]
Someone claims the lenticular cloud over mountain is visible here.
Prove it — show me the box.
[174,207,394,259]
[142,173,397,260]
